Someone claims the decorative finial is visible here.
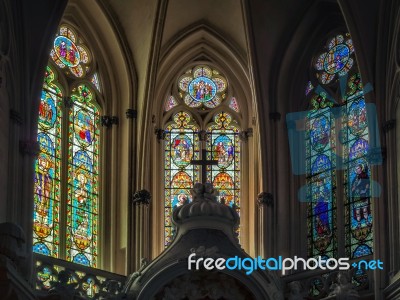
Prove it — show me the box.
[191,183,218,202]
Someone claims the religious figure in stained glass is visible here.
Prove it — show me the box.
[178,66,227,108]
[66,84,100,267]
[350,164,371,228]
[314,34,354,84]
[51,25,91,78]
[164,112,200,246]
[164,66,242,245]
[34,24,101,269]
[207,112,240,215]
[306,33,374,260]
[33,66,62,258]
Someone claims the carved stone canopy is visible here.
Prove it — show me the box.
[123,183,283,300]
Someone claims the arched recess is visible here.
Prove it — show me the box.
[33,0,136,274]
[275,0,384,296]
[148,24,260,257]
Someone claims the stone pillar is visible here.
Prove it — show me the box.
[128,190,151,273]
[257,192,273,257]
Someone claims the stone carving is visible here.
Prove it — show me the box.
[328,272,359,299]
[191,182,218,201]
[257,191,273,207]
[287,281,305,300]
[48,270,84,300]
[158,272,254,300]
[189,245,219,258]
[132,189,151,206]
[0,222,27,271]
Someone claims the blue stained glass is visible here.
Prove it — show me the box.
[311,154,331,174]
[73,253,90,266]
[313,202,331,237]
[324,44,350,74]
[188,76,217,102]
[33,243,51,256]
[349,139,369,160]
[353,245,372,258]
[310,116,330,152]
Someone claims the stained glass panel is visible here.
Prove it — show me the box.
[343,74,373,258]
[164,112,200,247]
[164,95,178,112]
[314,34,355,85]
[178,65,227,108]
[206,112,240,236]
[91,73,101,92]
[306,107,337,259]
[51,25,91,78]
[229,97,240,113]
[33,66,63,258]
[66,84,100,267]
[306,31,374,262]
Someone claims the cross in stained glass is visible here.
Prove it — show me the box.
[191,149,218,184]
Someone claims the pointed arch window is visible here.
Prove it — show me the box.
[33,24,101,268]
[163,65,242,247]
[306,34,374,261]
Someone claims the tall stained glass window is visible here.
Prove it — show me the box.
[33,67,63,257]
[67,84,100,266]
[34,24,101,268]
[163,65,242,246]
[164,111,200,246]
[306,34,373,260]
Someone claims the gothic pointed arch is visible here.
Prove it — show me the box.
[32,0,136,279]
[148,24,260,256]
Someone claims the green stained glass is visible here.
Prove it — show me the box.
[66,84,99,267]
[33,66,62,258]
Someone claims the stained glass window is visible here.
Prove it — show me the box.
[34,24,100,268]
[229,97,240,113]
[206,112,241,236]
[314,34,354,84]
[164,95,178,112]
[91,73,101,92]
[178,65,227,109]
[343,74,373,258]
[164,112,200,246]
[164,65,242,247]
[33,66,63,257]
[51,25,91,78]
[66,84,100,267]
[306,106,337,259]
[306,33,373,260]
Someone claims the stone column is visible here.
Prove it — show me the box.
[128,190,151,273]
[257,192,273,257]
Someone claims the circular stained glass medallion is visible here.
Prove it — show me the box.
[188,76,217,103]
[172,134,193,168]
[323,44,350,75]
[54,36,81,67]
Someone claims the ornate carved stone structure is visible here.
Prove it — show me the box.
[0,222,36,299]
[123,183,284,299]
